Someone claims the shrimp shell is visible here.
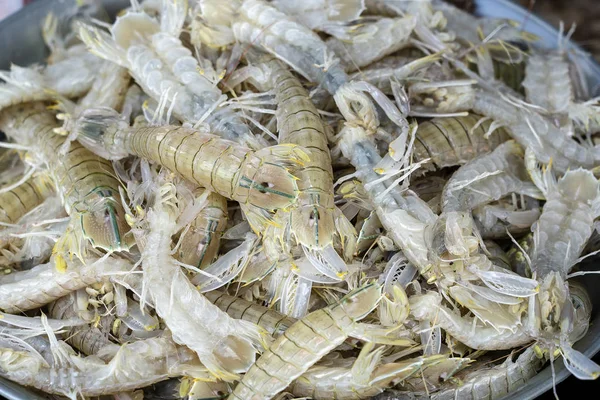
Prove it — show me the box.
[0,258,131,313]
[228,283,383,400]
[0,103,131,253]
[413,114,511,171]
[177,191,228,269]
[0,174,55,226]
[204,291,296,337]
[75,108,305,216]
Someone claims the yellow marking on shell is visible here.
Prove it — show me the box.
[337,271,348,279]
[426,275,437,284]
[125,213,136,227]
[374,168,385,174]
[112,319,121,335]
[218,69,227,80]
[144,323,158,331]
[55,253,67,273]
[92,314,101,328]
[179,377,192,398]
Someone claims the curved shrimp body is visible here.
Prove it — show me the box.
[78,9,260,148]
[431,347,543,400]
[409,291,531,350]
[177,190,228,269]
[326,16,417,72]
[0,337,203,397]
[531,169,600,279]
[441,141,541,212]
[413,114,511,171]
[48,293,118,357]
[337,125,435,272]
[0,104,131,253]
[0,174,55,226]
[255,57,337,249]
[228,283,383,400]
[228,0,349,95]
[290,353,444,400]
[204,291,296,337]
[0,257,131,313]
[523,52,571,115]
[76,108,305,216]
[472,90,599,173]
[0,50,99,112]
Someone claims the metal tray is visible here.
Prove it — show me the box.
[0,1,598,399]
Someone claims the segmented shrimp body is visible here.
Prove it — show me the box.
[78,1,262,148]
[228,283,383,400]
[441,141,541,212]
[0,337,203,397]
[250,56,338,250]
[0,103,131,253]
[413,114,511,172]
[76,108,305,221]
[177,189,228,269]
[0,257,131,313]
[0,174,55,225]
[204,291,296,337]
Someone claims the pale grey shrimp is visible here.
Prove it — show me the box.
[441,141,542,213]
[272,0,365,31]
[472,89,600,173]
[325,16,417,71]
[78,1,263,149]
[133,178,267,382]
[0,257,131,313]
[289,344,446,400]
[0,50,100,112]
[228,283,407,400]
[429,347,544,400]
[0,334,206,398]
[409,291,531,351]
[48,292,118,358]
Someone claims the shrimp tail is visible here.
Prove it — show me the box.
[75,107,130,159]
[78,22,127,67]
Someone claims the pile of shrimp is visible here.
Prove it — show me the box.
[1,0,600,399]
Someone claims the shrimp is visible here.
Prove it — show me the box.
[0,173,55,226]
[176,189,228,269]
[244,54,355,258]
[0,103,132,256]
[429,347,545,400]
[228,283,409,400]
[411,114,511,172]
[74,107,306,227]
[409,291,531,350]
[0,334,206,397]
[272,0,365,31]
[441,141,542,213]
[471,89,600,174]
[204,291,296,337]
[78,0,263,149]
[0,257,131,313]
[0,50,100,112]
[134,176,267,381]
[473,195,541,239]
[325,16,417,71]
[289,344,446,399]
[526,169,600,364]
[195,0,406,134]
[48,292,119,358]
[54,61,131,154]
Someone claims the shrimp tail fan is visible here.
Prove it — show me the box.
[75,107,129,160]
